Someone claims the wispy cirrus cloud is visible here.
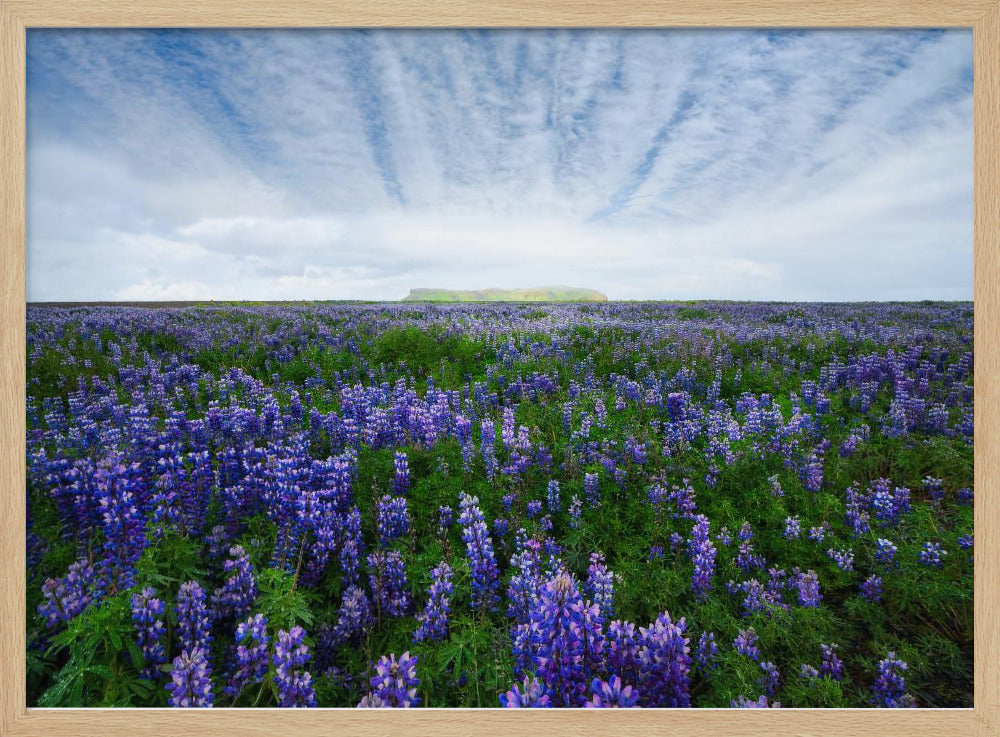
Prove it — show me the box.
[27,28,972,301]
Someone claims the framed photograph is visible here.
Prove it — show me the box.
[1,0,998,735]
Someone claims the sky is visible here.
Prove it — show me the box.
[26,29,973,302]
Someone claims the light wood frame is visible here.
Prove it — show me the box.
[1,1,997,735]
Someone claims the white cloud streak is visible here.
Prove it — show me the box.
[26,29,973,301]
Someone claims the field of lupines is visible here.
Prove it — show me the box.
[25,300,974,708]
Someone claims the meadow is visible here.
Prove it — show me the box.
[25,300,974,708]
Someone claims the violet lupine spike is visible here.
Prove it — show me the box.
[794,569,822,607]
[637,611,691,707]
[339,506,364,588]
[734,628,760,661]
[38,558,103,629]
[872,652,914,708]
[225,613,270,699]
[860,574,883,603]
[819,643,844,681]
[413,561,454,643]
[500,676,551,708]
[759,661,779,697]
[332,584,371,644]
[393,451,409,495]
[273,626,317,708]
[520,572,603,707]
[457,493,500,612]
[568,495,583,529]
[687,514,716,602]
[695,631,718,673]
[731,694,780,708]
[584,675,640,708]
[376,494,410,547]
[606,620,642,688]
[211,545,257,621]
[176,580,212,653]
[507,533,543,624]
[131,586,167,679]
[367,550,411,617]
[363,651,420,708]
[546,480,561,512]
[585,552,616,619]
[166,647,214,707]
[875,538,898,566]
[919,541,947,568]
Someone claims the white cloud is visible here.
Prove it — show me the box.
[26,29,973,301]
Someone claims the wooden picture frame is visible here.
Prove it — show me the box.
[1,1,997,735]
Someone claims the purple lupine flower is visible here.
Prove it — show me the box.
[376,494,410,547]
[638,612,691,707]
[546,480,561,512]
[734,629,760,661]
[368,551,411,617]
[844,482,871,536]
[808,525,828,543]
[458,493,500,612]
[731,694,780,708]
[393,451,409,495]
[769,475,785,497]
[520,572,603,707]
[800,664,820,679]
[648,545,664,561]
[695,631,718,672]
[735,522,765,572]
[585,675,640,708]
[500,675,551,708]
[922,476,944,502]
[958,534,974,551]
[568,495,583,528]
[413,561,454,643]
[872,652,914,707]
[783,516,801,540]
[860,574,883,603]
[339,506,364,587]
[688,514,716,602]
[131,587,166,679]
[212,545,256,620]
[176,581,212,653]
[437,505,453,535]
[584,472,601,507]
[166,647,213,707]
[273,626,316,707]
[526,499,543,519]
[827,548,855,573]
[875,538,898,566]
[715,526,733,546]
[332,584,371,644]
[919,541,946,568]
[226,613,270,698]
[507,528,542,623]
[793,569,822,607]
[606,620,641,687]
[365,651,420,708]
[480,419,497,481]
[586,552,616,619]
[760,661,779,697]
[38,558,103,629]
[820,643,843,681]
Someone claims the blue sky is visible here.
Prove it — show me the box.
[26,29,973,301]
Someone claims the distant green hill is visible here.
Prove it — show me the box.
[403,286,608,303]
